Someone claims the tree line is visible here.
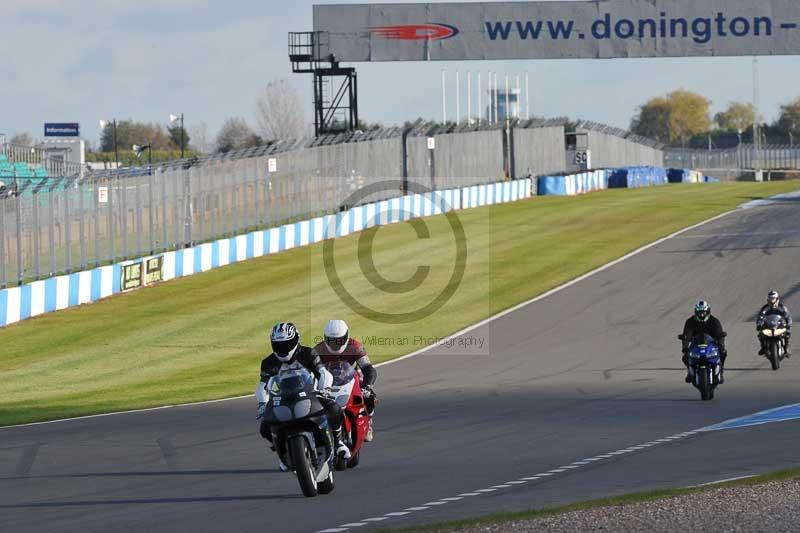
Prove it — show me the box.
[4,79,308,165]
[630,90,800,149]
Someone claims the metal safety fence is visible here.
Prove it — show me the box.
[0,119,619,288]
[0,166,374,287]
[664,145,800,172]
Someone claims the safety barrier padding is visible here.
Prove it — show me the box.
[537,170,609,196]
[609,166,668,189]
[0,178,531,327]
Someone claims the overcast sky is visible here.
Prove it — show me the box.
[3,0,800,147]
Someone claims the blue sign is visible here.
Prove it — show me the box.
[44,123,80,137]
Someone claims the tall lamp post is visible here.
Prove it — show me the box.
[133,144,152,173]
[169,113,185,159]
[99,119,119,169]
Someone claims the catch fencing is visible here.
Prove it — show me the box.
[664,145,800,173]
[576,121,665,168]
[0,120,640,288]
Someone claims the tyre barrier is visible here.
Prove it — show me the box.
[0,178,532,327]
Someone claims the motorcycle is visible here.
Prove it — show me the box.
[759,313,789,371]
[325,360,370,471]
[262,367,335,497]
[678,333,723,401]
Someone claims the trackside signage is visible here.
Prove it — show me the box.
[313,0,800,61]
[44,123,80,137]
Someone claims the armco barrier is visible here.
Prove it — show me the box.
[537,170,609,196]
[0,179,531,327]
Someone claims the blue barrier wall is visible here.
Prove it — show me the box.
[539,167,714,196]
[537,170,609,196]
[0,179,532,327]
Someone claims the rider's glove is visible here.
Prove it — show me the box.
[257,402,267,420]
[362,384,373,397]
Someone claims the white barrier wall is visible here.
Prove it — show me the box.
[0,179,531,327]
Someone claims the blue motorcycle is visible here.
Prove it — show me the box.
[678,333,723,401]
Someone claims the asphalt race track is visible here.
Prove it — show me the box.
[3,197,800,533]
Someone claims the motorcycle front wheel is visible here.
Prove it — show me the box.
[770,342,781,371]
[289,435,318,497]
[698,370,712,401]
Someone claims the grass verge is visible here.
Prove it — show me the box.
[1,182,798,426]
[381,465,800,532]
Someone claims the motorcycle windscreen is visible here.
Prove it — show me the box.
[275,368,316,397]
[764,313,785,329]
[689,334,720,361]
[325,360,356,387]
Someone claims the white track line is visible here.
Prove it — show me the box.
[318,428,705,532]
[2,209,734,431]
[694,475,756,487]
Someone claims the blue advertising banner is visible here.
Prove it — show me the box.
[44,123,80,137]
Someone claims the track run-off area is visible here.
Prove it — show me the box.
[3,184,800,532]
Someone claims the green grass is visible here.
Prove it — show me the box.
[382,465,800,532]
[1,182,798,426]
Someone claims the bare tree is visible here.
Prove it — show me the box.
[189,122,212,154]
[255,79,304,141]
[9,132,35,147]
[215,116,260,153]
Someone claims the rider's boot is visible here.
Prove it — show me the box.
[685,365,694,383]
[366,417,374,442]
[334,428,351,460]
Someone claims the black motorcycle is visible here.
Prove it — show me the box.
[262,367,335,497]
[759,313,789,371]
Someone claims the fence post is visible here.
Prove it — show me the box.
[15,193,23,284]
[93,176,100,267]
[47,185,56,276]
[0,196,5,288]
[135,174,143,257]
[121,174,129,260]
[183,167,193,247]
[148,170,155,254]
[32,191,41,279]
[78,177,86,270]
[161,169,168,251]
[108,175,115,263]
[63,181,72,273]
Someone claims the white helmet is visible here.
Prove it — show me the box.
[324,319,349,354]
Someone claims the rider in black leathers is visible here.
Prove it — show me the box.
[757,291,792,357]
[682,301,727,383]
[256,322,351,465]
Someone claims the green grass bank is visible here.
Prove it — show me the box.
[1,182,797,426]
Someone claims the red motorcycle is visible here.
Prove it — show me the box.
[325,360,371,470]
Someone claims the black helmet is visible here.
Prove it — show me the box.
[694,301,711,322]
[270,322,299,362]
[767,291,780,308]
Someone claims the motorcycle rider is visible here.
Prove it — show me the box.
[681,301,728,384]
[757,290,792,357]
[312,319,378,442]
[256,322,351,468]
